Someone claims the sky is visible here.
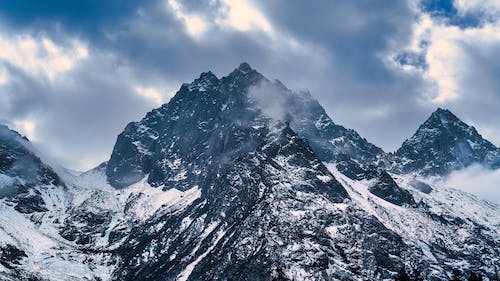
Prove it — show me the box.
[0,0,500,171]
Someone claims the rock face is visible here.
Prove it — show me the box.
[368,171,416,207]
[0,63,499,281]
[113,122,410,280]
[0,125,63,213]
[393,108,500,176]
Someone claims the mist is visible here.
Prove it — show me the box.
[247,80,289,122]
[443,164,500,205]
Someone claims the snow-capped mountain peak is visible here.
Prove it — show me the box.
[393,108,500,175]
[0,65,499,280]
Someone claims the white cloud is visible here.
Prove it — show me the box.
[166,0,273,38]
[217,0,273,35]
[13,119,37,141]
[167,0,208,37]
[397,13,500,104]
[0,67,8,85]
[443,164,500,205]
[135,86,166,106]
[248,80,288,121]
[0,34,88,81]
[428,21,500,104]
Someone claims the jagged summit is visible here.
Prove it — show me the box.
[0,124,63,213]
[106,63,384,187]
[0,124,29,143]
[237,62,253,73]
[428,107,461,125]
[186,71,220,93]
[197,70,219,83]
[393,108,500,175]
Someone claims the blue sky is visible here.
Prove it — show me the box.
[0,0,499,171]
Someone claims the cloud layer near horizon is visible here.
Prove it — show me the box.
[0,0,499,170]
[443,164,500,204]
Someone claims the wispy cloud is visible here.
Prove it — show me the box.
[0,34,88,81]
[443,164,500,204]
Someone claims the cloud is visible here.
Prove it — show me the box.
[0,36,168,170]
[248,80,288,121]
[13,119,37,141]
[442,164,500,204]
[167,0,208,37]
[135,86,170,106]
[217,0,273,35]
[405,15,500,104]
[0,67,8,85]
[0,33,88,81]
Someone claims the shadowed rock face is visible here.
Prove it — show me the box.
[111,120,413,281]
[369,171,416,207]
[0,244,27,270]
[0,125,63,213]
[393,108,500,176]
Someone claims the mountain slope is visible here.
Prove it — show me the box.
[393,108,500,176]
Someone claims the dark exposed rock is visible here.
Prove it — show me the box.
[369,171,416,206]
[392,108,500,176]
[0,244,27,269]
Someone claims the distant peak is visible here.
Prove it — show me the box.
[237,62,253,73]
[429,107,460,123]
[197,71,219,83]
[433,107,454,116]
[224,62,264,83]
[0,124,27,141]
[188,71,219,92]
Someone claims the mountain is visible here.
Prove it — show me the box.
[0,125,63,214]
[0,64,498,280]
[393,108,500,176]
[106,63,414,280]
[106,63,384,188]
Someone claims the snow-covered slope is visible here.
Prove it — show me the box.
[0,131,201,280]
[327,164,499,280]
